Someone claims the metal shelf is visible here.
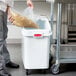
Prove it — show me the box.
[60,59,76,63]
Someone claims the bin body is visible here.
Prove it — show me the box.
[22,17,52,69]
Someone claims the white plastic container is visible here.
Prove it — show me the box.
[22,17,52,69]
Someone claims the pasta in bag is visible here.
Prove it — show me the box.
[10,7,39,29]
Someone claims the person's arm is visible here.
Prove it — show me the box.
[6,0,14,23]
[6,6,15,24]
[6,5,10,14]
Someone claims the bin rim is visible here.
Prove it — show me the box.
[22,16,52,37]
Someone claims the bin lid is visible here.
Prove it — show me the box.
[22,29,52,37]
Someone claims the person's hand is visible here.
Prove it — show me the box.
[27,0,34,9]
[7,7,15,25]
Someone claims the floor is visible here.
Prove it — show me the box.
[7,44,76,76]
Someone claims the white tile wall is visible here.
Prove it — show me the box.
[13,1,51,20]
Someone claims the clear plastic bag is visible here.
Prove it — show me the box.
[22,7,36,22]
[22,7,47,29]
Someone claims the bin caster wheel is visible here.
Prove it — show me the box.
[41,70,47,74]
[26,69,31,75]
[51,64,59,75]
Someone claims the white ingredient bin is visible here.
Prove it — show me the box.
[21,16,52,74]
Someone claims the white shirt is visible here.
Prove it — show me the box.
[0,0,14,12]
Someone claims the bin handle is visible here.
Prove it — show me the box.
[33,34,43,38]
[33,32,52,38]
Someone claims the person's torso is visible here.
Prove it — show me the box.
[0,2,7,12]
[0,0,14,12]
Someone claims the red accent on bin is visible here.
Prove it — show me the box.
[34,34,42,37]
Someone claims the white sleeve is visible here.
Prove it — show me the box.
[6,0,14,7]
